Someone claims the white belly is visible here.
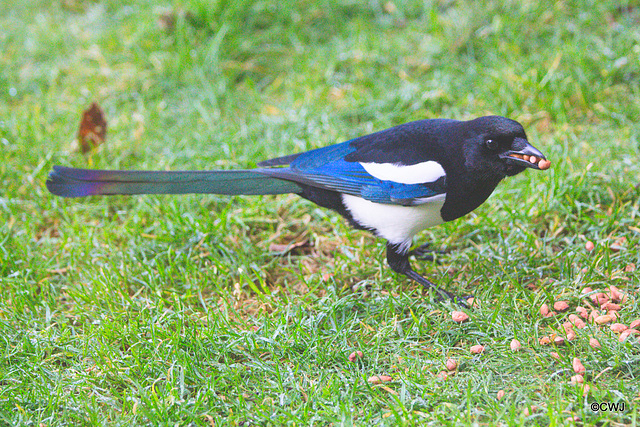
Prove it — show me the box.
[342,193,446,245]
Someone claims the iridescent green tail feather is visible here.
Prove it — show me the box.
[46,165,302,198]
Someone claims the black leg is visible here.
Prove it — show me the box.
[408,243,446,262]
[386,242,467,305]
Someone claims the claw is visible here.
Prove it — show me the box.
[409,243,447,261]
[436,290,472,307]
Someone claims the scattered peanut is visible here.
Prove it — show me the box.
[585,241,595,252]
[595,293,609,306]
[348,351,364,362]
[368,375,392,384]
[610,323,627,333]
[497,390,505,400]
[568,314,586,329]
[589,338,601,349]
[571,374,584,384]
[576,306,589,319]
[619,329,639,343]
[609,285,623,302]
[563,322,574,333]
[470,345,485,354]
[540,303,550,317]
[554,301,570,312]
[451,311,469,323]
[446,358,457,371]
[510,339,521,352]
[594,314,613,325]
[572,357,586,374]
[601,302,621,311]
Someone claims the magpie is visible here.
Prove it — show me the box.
[46,115,550,302]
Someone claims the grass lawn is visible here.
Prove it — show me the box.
[2,0,640,425]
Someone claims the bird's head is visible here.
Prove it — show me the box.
[463,116,550,178]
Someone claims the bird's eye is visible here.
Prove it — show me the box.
[485,139,498,150]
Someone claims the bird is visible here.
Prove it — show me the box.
[46,115,550,302]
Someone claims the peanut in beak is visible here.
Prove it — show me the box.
[509,153,551,170]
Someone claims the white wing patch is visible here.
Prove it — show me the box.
[360,161,445,184]
[342,193,446,245]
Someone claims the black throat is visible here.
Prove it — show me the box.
[440,173,504,222]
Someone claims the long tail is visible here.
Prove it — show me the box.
[46,165,303,198]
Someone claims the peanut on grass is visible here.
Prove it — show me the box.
[470,345,485,354]
[619,329,639,342]
[554,301,570,312]
[594,314,614,325]
[610,323,627,333]
[368,375,392,384]
[601,302,621,311]
[451,311,469,323]
[572,358,586,374]
[437,371,450,380]
[571,374,584,384]
[348,351,364,362]
[540,303,550,316]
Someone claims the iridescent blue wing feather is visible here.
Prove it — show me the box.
[259,141,446,205]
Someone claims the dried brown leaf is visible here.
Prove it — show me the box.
[77,102,107,153]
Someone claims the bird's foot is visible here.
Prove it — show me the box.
[404,269,469,307]
[386,242,467,307]
[409,243,446,262]
[435,289,473,307]
[449,293,475,307]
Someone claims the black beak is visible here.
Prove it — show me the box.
[499,138,550,170]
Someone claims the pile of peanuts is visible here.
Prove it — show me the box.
[538,285,637,345]
[351,285,634,410]
[536,285,637,387]
[444,284,636,403]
